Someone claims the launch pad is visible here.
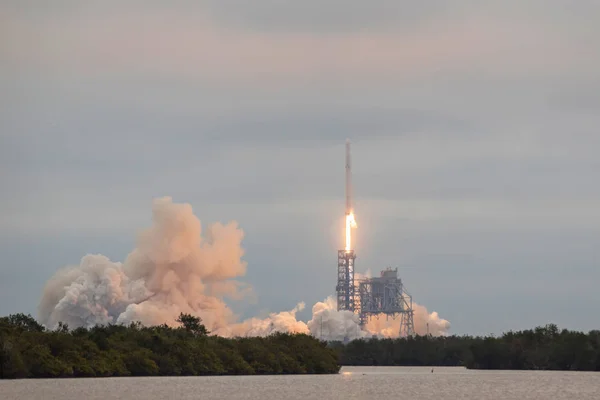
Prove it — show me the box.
[335,140,415,337]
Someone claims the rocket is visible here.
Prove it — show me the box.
[346,139,352,216]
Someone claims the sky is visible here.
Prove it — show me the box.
[1,0,599,335]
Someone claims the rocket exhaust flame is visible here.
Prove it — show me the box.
[345,212,357,251]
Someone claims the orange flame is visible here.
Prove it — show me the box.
[345,212,357,251]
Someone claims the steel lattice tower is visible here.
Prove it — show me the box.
[399,302,415,337]
[357,268,415,337]
[336,250,356,312]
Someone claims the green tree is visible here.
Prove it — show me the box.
[176,313,209,336]
[6,314,45,332]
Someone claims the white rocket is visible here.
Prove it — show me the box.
[346,139,352,216]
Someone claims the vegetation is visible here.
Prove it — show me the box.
[333,324,600,371]
[3,315,598,378]
[0,313,340,379]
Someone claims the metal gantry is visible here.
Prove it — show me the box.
[357,268,415,337]
[336,250,356,312]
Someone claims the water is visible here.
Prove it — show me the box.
[1,367,599,399]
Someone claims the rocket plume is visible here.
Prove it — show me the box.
[345,212,357,251]
[38,197,449,339]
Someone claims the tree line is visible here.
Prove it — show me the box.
[0,313,340,379]
[3,314,598,379]
[332,324,600,371]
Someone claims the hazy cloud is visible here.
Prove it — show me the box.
[1,0,599,334]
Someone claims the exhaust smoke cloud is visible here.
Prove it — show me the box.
[39,197,449,339]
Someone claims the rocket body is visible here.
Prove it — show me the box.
[345,139,352,215]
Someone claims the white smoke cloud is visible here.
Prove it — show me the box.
[220,303,309,337]
[304,296,450,340]
[306,297,367,341]
[39,197,245,332]
[39,197,449,339]
[364,303,451,337]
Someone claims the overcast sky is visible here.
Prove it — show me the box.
[1,0,599,335]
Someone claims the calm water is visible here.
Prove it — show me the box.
[1,367,599,399]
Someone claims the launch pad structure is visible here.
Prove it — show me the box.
[336,140,415,337]
[336,249,356,312]
[357,268,415,337]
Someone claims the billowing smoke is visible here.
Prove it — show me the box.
[304,297,449,339]
[39,197,245,332]
[307,297,368,341]
[364,303,451,337]
[222,303,309,337]
[39,197,449,339]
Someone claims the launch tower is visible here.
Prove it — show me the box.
[336,249,356,312]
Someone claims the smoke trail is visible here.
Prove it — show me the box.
[39,197,246,332]
[39,197,450,339]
